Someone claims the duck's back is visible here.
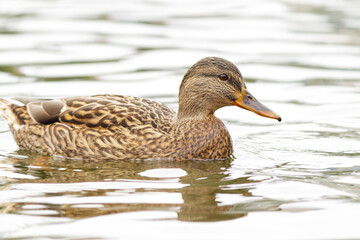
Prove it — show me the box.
[59,94,176,134]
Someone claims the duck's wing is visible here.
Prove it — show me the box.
[57,94,176,134]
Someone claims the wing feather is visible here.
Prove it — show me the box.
[59,94,176,134]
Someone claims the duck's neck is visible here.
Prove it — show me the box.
[176,82,215,122]
[177,106,211,122]
[176,97,213,123]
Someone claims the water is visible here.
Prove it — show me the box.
[0,0,360,239]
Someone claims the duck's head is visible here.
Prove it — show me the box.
[178,57,281,121]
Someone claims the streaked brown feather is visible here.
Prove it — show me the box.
[59,95,175,134]
[0,100,30,125]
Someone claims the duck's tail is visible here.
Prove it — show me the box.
[0,99,54,154]
[0,98,32,127]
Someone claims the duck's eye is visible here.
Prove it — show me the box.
[219,74,228,81]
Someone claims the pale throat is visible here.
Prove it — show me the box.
[176,97,214,122]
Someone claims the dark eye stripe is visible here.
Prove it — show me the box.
[228,77,242,92]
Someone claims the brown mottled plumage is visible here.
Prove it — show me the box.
[0,57,281,160]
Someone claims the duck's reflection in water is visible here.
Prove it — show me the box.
[4,151,281,221]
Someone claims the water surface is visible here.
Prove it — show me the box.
[0,0,360,239]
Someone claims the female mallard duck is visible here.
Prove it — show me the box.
[0,57,280,160]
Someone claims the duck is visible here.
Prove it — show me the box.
[0,57,281,160]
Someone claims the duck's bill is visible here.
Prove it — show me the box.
[233,90,281,122]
